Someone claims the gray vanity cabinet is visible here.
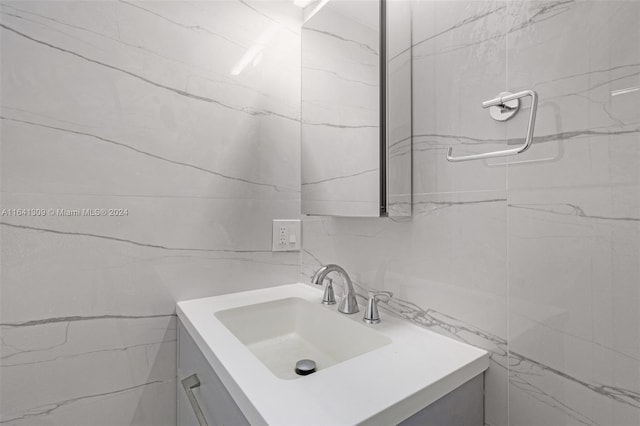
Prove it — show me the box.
[398,374,484,426]
[178,318,483,425]
[178,321,250,426]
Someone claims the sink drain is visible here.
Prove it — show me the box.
[295,359,317,376]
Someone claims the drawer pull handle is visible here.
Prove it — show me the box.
[182,374,209,426]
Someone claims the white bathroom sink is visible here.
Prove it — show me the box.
[215,297,391,379]
[177,284,489,425]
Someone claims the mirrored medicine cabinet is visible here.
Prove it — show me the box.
[301,0,412,217]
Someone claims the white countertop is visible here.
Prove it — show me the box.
[177,283,489,425]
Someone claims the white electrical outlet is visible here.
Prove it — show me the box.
[272,219,301,252]
[279,226,287,245]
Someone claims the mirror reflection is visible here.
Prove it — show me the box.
[301,0,411,217]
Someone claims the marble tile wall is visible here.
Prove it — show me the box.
[301,0,381,216]
[0,1,301,424]
[505,1,639,425]
[301,1,639,425]
[386,0,412,217]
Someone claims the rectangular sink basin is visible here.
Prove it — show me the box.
[177,284,489,426]
[215,297,391,379]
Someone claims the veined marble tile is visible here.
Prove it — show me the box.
[508,339,640,426]
[301,190,508,425]
[504,0,640,191]
[1,0,301,109]
[0,3,301,116]
[0,194,300,323]
[301,126,380,191]
[1,316,176,367]
[299,2,640,426]
[508,185,639,346]
[301,190,508,334]
[1,380,176,426]
[301,0,381,217]
[505,1,639,130]
[387,0,412,217]
[495,127,639,190]
[411,0,508,195]
[387,0,412,59]
[505,7,639,424]
[0,193,300,252]
[0,3,302,425]
[0,112,300,199]
[1,316,176,425]
[1,3,301,198]
[507,184,640,425]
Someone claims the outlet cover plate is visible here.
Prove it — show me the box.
[272,219,301,252]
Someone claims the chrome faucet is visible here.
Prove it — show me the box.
[311,264,359,314]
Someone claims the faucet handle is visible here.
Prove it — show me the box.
[363,291,393,324]
[321,278,336,305]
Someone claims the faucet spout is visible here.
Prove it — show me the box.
[311,264,359,314]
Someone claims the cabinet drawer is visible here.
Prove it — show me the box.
[178,321,250,426]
